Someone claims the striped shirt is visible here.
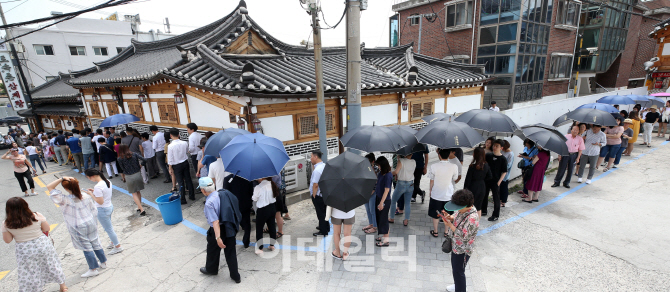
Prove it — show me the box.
[582,130,607,156]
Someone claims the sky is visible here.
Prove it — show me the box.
[1,0,399,48]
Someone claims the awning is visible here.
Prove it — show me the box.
[30,104,85,117]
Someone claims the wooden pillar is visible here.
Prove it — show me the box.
[145,93,156,125]
[183,93,192,124]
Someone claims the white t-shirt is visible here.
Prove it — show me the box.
[331,208,355,220]
[448,157,462,176]
[427,160,459,202]
[93,135,104,151]
[93,180,113,208]
[252,180,276,208]
[208,158,229,190]
[25,146,38,156]
[396,158,416,181]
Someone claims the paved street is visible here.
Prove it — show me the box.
[1,134,669,292]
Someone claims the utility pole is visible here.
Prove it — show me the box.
[346,0,362,136]
[0,3,12,40]
[309,2,328,162]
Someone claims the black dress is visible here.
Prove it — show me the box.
[463,163,492,210]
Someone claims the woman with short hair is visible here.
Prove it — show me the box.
[439,189,479,292]
[523,147,551,203]
[2,197,68,292]
[116,144,147,216]
[48,176,108,278]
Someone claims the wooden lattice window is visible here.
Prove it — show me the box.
[157,102,179,124]
[297,112,336,138]
[107,102,120,116]
[229,113,237,123]
[325,112,334,131]
[89,102,101,116]
[128,103,144,120]
[410,101,434,120]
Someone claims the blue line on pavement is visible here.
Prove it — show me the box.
[478,141,668,236]
[79,172,329,252]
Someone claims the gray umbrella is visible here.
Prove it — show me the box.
[552,112,573,127]
[565,108,618,126]
[515,126,569,156]
[416,120,485,149]
[340,125,408,152]
[318,151,378,213]
[454,109,520,136]
[395,142,428,156]
[386,125,418,146]
[422,112,453,124]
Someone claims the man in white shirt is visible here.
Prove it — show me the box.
[489,100,500,112]
[208,157,229,191]
[168,128,194,204]
[151,126,170,183]
[187,123,203,174]
[447,149,463,187]
[427,148,459,236]
[309,150,329,237]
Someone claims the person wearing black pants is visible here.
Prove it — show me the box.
[3,148,38,196]
[252,178,277,251]
[199,177,241,283]
[309,151,330,236]
[482,140,508,222]
[451,251,470,291]
[411,147,429,203]
[312,195,329,235]
[167,128,195,204]
[173,160,194,202]
[223,174,254,248]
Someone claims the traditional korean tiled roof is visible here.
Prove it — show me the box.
[18,104,84,117]
[30,73,80,100]
[67,0,489,96]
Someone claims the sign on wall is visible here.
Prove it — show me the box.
[0,43,28,110]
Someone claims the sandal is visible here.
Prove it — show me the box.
[342,251,349,261]
[388,219,395,224]
[276,232,283,238]
[364,227,377,234]
[283,215,291,220]
[375,241,389,247]
[430,230,438,237]
[501,202,506,207]
[444,232,448,237]
[263,228,269,233]
[403,219,408,226]
[331,251,342,259]
[375,237,382,242]
[603,167,609,172]
[521,194,528,198]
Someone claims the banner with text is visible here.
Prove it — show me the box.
[0,43,28,110]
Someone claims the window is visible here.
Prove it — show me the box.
[445,1,473,28]
[549,55,572,79]
[158,102,179,124]
[297,112,336,138]
[34,45,54,56]
[89,103,101,116]
[116,47,125,54]
[107,102,120,116]
[497,23,517,42]
[410,101,433,120]
[69,46,86,56]
[128,103,144,120]
[93,47,108,56]
[229,113,237,123]
[556,1,579,27]
[410,14,420,26]
[479,26,497,45]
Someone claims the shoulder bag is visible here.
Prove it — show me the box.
[442,214,471,253]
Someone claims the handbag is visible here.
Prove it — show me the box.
[441,214,471,253]
[517,159,525,169]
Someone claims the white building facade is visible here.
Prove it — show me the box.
[12,17,173,88]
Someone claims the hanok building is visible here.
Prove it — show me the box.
[646,14,670,93]
[25,1,489,191]
[17,73,86,132]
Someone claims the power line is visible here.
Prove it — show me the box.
[24,58,54,76]
[319,2,346,30]
[0,15,75,45]
[0,0,135,29]
[4,0,31,13]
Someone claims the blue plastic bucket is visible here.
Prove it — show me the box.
[155,193,183,225]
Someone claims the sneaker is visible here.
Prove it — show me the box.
[586,179,592,184]
[109,246,124,255]
[31,192,39,196]
[81,269,99,278]
[612,164,618,168]
[106,242,114,249]
[99,262,107,269]
[411,198,416,203]
[577,178,582,183]
[447,284,456,292]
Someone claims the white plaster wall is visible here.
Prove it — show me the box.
[446,94,481,114]
[148,93,174,99]
[177,103,188,125]
[151,103,160,122]
[260,115,294,142]
[504,87,648,180]
[102,102,109,117]
[142,103,153,122]
[361,104,398,126]
[123,102,129,114]
[434,98,445,113]
[400,107,409,123]
[186,95,234,129]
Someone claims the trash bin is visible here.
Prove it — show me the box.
[155,193,183,225]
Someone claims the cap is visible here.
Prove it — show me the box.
[650,105,659,109]
[624,118,633,124]
[443,201,466,212]
[198,177,214,189]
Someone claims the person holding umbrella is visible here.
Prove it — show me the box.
[427,149,459,237]
[389,154,416,226]
[551,125,584,189]
[374,156,393,246]
[578,125,606,184]
[483,140,507,221]
[596,116,624,172]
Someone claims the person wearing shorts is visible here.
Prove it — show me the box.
[331,208,354,260]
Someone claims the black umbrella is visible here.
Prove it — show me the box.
[386,125,418,146]
[522,123,559,131]
[552,112,573,127]
[516,126,569,156]
[564,108,618,126]
[422,112,453,124]
[454,109,520,136]
[318,151,378,213]
[416,120,485,149]
[395,142,428,156]
[340,125,408,152]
